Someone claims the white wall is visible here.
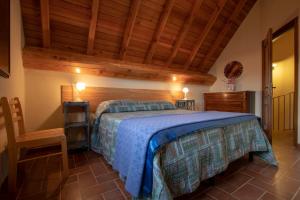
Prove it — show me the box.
[25,69,209,131]
[209,2,262,115]
[0,0,25,106]
[0,0,25,186]
[209,0,300,142]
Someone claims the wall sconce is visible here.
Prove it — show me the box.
[182,87,189,100]
[172,75,177,81]
[76,82,86,91]
[73,82,86,101]
[75,68,81,74]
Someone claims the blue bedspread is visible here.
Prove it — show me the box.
[112,111,256,197]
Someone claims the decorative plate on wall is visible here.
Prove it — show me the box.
[224,61,243,79]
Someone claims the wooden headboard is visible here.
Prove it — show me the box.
[61,85,182,112]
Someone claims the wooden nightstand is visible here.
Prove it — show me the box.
[175,99,195,110]
[63,101,90,150]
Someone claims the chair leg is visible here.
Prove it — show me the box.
[61,139,69,178]
[8,149,18,196]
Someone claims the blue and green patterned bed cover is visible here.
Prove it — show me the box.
[91,109,277,200]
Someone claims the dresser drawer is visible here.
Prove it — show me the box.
[205,101,246,112]
[204,91,255,113]
[204,92,247,101]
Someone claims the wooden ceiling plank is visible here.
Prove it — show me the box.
[23,46,216,85]
[22,0,256,74]
[166,0,204,67]
[198,0,247,72]
[87,0,100,55]
[119,0,142,60]
[40,0,50,48]
[184,0,227,70]
[144,0,175,64]
[158,42,191,54]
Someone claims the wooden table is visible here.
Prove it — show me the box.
[175,99,195,110]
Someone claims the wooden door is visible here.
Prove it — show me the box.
[262,29,273,142]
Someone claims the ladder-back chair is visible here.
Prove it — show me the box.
[0,97,69,195]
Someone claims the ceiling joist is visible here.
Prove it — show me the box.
[144,0,175,64]
[166,0,204,67]
[184,0,227,70]
[87,0,100,55]
[23,47,216,85]
[40,0,50,48]
[120,0,142,60]
[21,0,257,85]
[198,0,247,72]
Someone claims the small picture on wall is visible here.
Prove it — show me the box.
[0,0,10,78]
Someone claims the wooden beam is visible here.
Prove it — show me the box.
[166,0,204,67]
[120,0,142,60]
[87,0,100,55]
[144,0,175,64]
[158,42,192,54]
[198,0,247,72]
[40,0,50,48]
[23,47,216,85]
[184,0,227,70]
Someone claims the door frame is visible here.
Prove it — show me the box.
[261,29,273,142]
[269,17,299,146]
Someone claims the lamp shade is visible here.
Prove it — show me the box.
[182,87,189,93]
[182,87,189,100]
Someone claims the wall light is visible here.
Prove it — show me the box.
[75,67,81,74]
[272,63,277,67]
[73,82,86,102]
[182,87,189,100]
[172,75,177,81]
[76,82,86,91]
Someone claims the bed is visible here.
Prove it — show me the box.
[90,100,277,200]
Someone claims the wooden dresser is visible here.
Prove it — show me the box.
[204,91,255,113]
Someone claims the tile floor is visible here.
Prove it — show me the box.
[1,133,300,200]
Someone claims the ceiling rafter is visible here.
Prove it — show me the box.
[198,0,247,72]
[184,0,227,70]
[119,0,142,60]
[21,0,257,84]
[23,47,217,85]
[40,0,50,48]
[166,0,204,67]
[144,0,175,64]
[87,0,100,55]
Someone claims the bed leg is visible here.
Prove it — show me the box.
[249,152,254,162]
[207,177,215,186]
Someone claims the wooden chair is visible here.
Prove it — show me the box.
[0,97,69,195]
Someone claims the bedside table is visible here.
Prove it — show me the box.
[175,99,195,110]
[63,101,90,150]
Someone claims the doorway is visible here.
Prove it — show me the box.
[262,18,298,146]
[272,26,296,146]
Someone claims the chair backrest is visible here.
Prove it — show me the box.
[0,97,25,146]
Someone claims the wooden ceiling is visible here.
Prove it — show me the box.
[20,0,256,85]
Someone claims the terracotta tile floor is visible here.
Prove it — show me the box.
[1,133,300,200]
